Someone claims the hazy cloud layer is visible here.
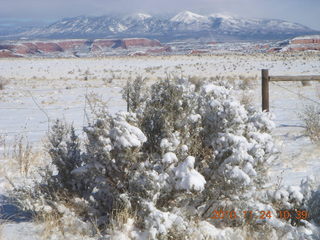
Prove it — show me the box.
[1,0,319,29]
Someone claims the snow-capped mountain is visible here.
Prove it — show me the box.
[170,11,210,24]
[2,11,318,41]
[209,14,311,34]
[125,13,152,21]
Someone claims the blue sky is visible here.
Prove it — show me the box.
[1,0,319,30]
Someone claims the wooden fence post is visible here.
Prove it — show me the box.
[262,69,269,112]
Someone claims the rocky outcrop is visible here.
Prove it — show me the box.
[91,38,161,51]
[91,39,117,51]
[57,40,90,51]
[260,35,320,52]
[0,45,15,51]
[146,46,172,54]
[285,45,320,51]
[121,38,161,49]
[291,36,320,44]
[0,49,22,58]
[34,42,63,52]
[189,49,209,55]
[0,38,165,57]
[280,35,320,52]
[15,43,39,54]
[267,47,282,53]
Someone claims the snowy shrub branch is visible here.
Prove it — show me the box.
[15,77,320,239]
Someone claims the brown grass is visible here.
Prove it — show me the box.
[110,207,135,232]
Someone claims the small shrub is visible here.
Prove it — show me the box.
[240,91,254,107]
[14,77,320,239]
[300,105,320,142]
[0,79,8,90]
[122,76,147,112]
[308,187,320,226]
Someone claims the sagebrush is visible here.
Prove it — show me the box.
[15,77,320,239]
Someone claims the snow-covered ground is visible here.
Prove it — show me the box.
[1,52,320,239]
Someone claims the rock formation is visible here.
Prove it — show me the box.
[0,38,163,57]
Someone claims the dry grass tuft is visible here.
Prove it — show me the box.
[5,134,42,177]
[238,75,256,90]
[12,135,35,176]
[37,211,64,240]
[109,207,135,232]
[240,91,254,107]
[189,76,205,91]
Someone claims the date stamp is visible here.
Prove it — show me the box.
[209,209,308,220]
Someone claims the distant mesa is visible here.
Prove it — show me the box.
[121,38,161,49]
[34,42,63,52]
[0,38,164,58]
[291,35,320,44]
[1,35,320,58]
[91,39,116,52]
[56,40,90,51]
[267,35,320,52]
[284,35,320,51]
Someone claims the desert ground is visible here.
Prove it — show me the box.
[1,52,320,239]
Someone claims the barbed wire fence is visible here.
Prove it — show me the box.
[271,82,320,106]
[1,77,320,149]
[0,86,126,146]
[275,87,319,131]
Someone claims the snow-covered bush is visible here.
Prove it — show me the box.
[308,188,320,226]
[122,76,147,112]
[300,105,320,142]
[15,77,320,239]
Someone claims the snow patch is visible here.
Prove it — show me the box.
[173,156,206,192]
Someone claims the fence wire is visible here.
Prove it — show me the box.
[266,81,320,132]
[2,82,319,137]
[0,87,126,138]
[271,81,320,106]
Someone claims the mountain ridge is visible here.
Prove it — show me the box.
[1,11,318,42]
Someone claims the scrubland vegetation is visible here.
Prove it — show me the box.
[1,53,320,239]
[0,77,317,239]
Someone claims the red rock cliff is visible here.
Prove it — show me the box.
[121,38,161,49]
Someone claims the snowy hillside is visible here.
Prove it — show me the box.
[2,11,318,41]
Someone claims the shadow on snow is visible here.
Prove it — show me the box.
[0,194,33,223]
